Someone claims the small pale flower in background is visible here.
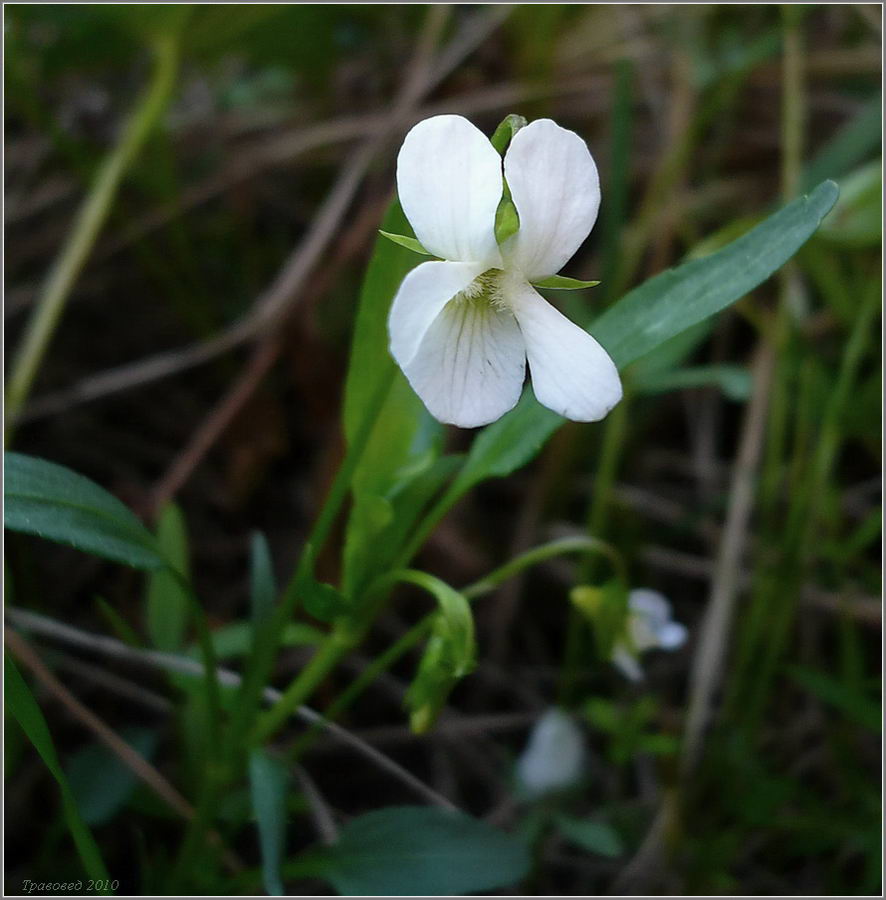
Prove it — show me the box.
[516,707,587,799]
[611,589,688,682]
[388,114,622,428]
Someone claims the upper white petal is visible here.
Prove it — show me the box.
[397,115,503,265]
[502,118,600,281]
[401,296,525,429]
[388,260,488,368]
[508,282,621,422]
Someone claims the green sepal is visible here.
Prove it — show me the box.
[490,113,528,155]
[405,582,476,734]
[378,231,434,256]
[532,275,601,290]
[570,578,629,660]
[494,196,520,246]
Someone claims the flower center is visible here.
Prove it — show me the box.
[454,269,518,312]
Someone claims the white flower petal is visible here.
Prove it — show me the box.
[508,283,621,422]
[611,645,644,682]
[657,621,688,650]
[503,118,600,281]
[628,613,663,653]
[516,708,586,798]
[402,297,525,428]
[628,589,673,630]
[388,260,488,368]
[397,115,503,265]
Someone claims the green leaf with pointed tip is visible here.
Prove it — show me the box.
[249,748,289,897]
[532,275,601,290]
[634,364,753,402]
[250,531,277,625]
[67,727,159,826]
[344,203,445,596]
[6,657,111,885]
[445,180,839,496]
[490,113,528,155]
[378,230,433,256]
[145,502,190,651]
[4,452,165,571]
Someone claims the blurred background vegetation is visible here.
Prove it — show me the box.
[5,4,881,896]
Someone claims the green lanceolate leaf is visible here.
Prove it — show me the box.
[345,452,462,599]
[554,815,624,857]
[532,275,601,290]
[249,748,289,896]
[250,531,277,625]
[591,180,839,367]
[292,806,530,896]
[633,364,754,401]
[67,727,159,827]
[343,202,445,595]
[4,452,164,570]
[448,180,839,495]
[378,230,434,256]
[6,657,112,886]
[145,502,190,651]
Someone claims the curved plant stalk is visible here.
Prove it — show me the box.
[5,30,183,440]
[261,537,625,751]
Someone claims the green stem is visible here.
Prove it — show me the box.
[225,372,394,758]
[252,624,357,744]
[167,762,225,892]
[559,392,629,705]
[463,535,626,600]
[5,32,182,440]
[277,536,624,757]
[284,616,434,764]
[169,567,222,750]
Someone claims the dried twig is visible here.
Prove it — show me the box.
[680,344,775,777]
[6,606,456,810]
[20,78,628,424]
[5,629,244,874]
[292,765,339,845]
[145,0,449,513]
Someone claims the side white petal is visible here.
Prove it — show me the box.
[628,589,673,630]
[611,645,644,682]
[509,283,621,422]
[657,622,688,650]
[397,115,503,265]
[402,298,525,429]
[388,260,488,368]
[503,118,600,281]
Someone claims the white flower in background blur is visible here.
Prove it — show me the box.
[611,589,688,682]
[516,707,587,799]
[387,114,622,429]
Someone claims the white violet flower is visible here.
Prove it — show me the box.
[611,589,688,682]
[516,707,587,799]
[387,114,622,428]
